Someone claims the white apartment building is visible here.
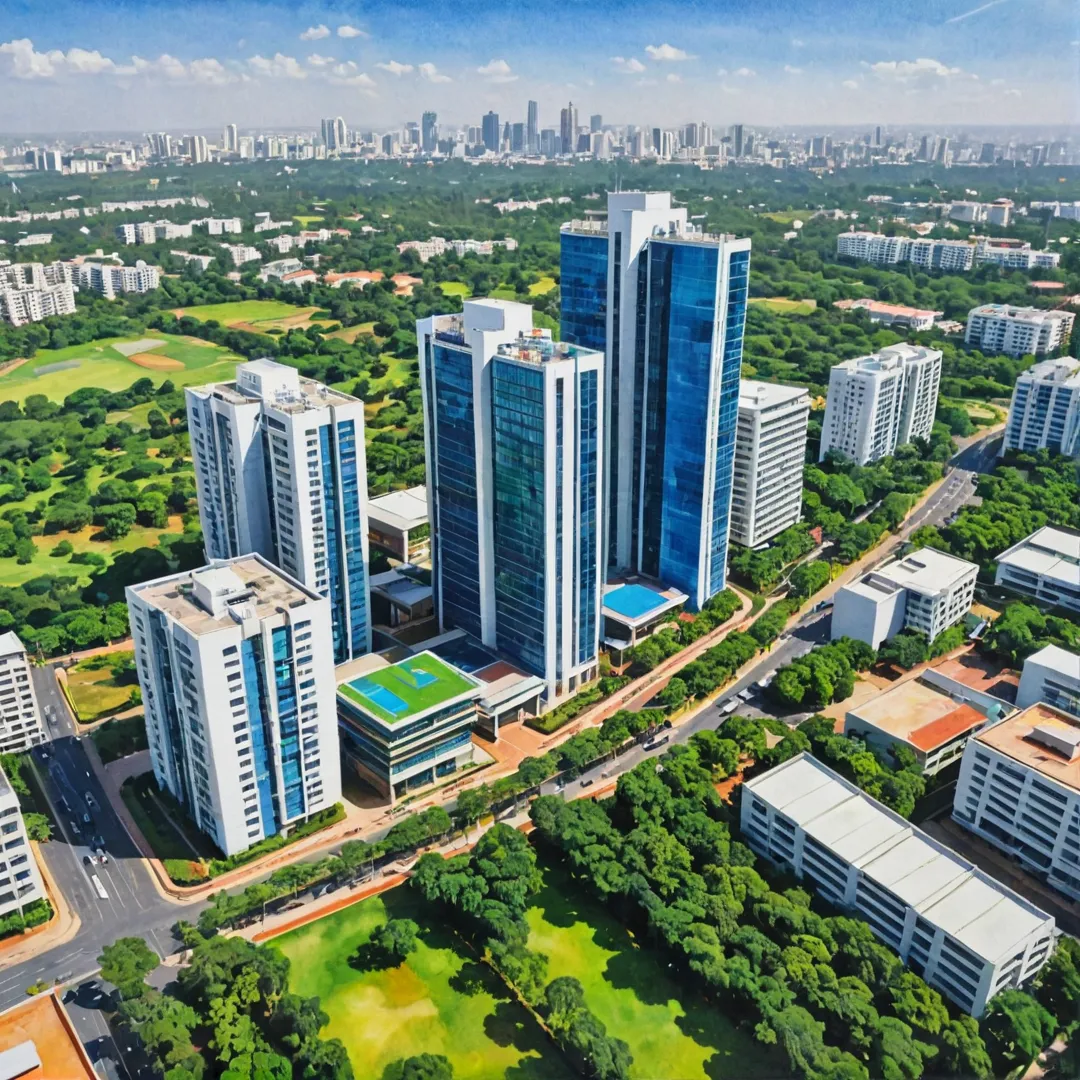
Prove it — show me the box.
[975,240,1061,271]
[954,702,1080,904]
[0,634,44,754]
[205,218,243,235]
[126,555,342,857]
[186,359,371,665]
[948,200,1012,227]
[966,305,1075,358]
[995,526,1080,616]
[220,244,261,267]
[258,258,303,282]
[1001,357,1080,457]
[743,753,1056,1016]
[836,232,975,272]
[0,281,75,326]
[1018,645,1080,717]
[0,769,46,920]
[115,220,194,245]
[74,260,159,297]
[0,262,71,289]
[819,344,942,464]
[831,547,978,649]
[908,237,976,272]
[731,379,810,548]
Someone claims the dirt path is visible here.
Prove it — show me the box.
[0,357,30,378]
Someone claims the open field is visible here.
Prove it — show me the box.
[0,336,240,404]
[172,299,321,333]
[528,275,558,296]
[273,887,571,1080]
[295,215,325,227]
[438,280,471,298]
[748,296,817,315]
[760,210,806,223]
[526,861,781,1080]
[325,321,376,343]
[66,652,135,722]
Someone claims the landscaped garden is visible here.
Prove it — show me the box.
[170,299,323,333]
[273,884,573,1080]
[65,651,139,722]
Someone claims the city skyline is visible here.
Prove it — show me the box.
[1,0,1077,133]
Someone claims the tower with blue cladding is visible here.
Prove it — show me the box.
[418,300,605,704]
[186,359,371,665]
[560,192,751,609]
[559,226,607,352]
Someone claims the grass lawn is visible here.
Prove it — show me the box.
[90,714,148,763]
[295,215,325,227]
[172,299,319,333]
[66,652,136,722]
[528,276,557,296]
[488,286,519,301]
[438,281,471,298]
[120,773,214,883]
[527,861,782,1080]
[748,297,817,315]
[338,655,475,725]
[760,210,805,224]
[0,336,240,404]
[325,321,376,344]
[273,887,571,1080]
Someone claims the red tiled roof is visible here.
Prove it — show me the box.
[908,703,985,752]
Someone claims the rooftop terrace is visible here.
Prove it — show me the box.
[976,702,1080,793]
[495,332,599,365]
[337,651,479,726]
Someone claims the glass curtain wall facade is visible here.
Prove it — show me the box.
[559,231,608,352]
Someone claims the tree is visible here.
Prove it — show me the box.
[939,1015,993,1079]
[656,677,687,710]
[451,787,490,836]
[99,936,160,999]
[383,1055,453,1080]
[23,812,51,842]
[1035,937,1080,1033]
[878,631,929,671]
[982,989,1057,1074]
[788,560,832,601]
[98,502,137,540]
[373,919,420,963]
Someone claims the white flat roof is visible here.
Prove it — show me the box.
[367,486,428,531]
[738,379,810,411]
[849,547,977,600]
[0,633,25,660]
[745,754,1053,965]
[998,527,1080,588]
[1025,644,1080,682]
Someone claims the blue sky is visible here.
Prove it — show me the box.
[1,0,1076,133]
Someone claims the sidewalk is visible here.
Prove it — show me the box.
[0,841,81,970]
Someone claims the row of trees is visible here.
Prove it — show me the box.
[768,637,877,712]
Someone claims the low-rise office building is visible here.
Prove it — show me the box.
[831,548,978,649]
[954,702,1080,904]
[336,651,481,802]
[1017,645,1080,717]
[965,305,1075,358]
[601,582,690,660]
[1001,358,1080,457]
[127,556,342,857]
[844,660,1015,775]
[731,380,810,548]
[367,486,429,563]
[995,526,1080,616]
[833,298,942,332]
[0,633,44,754]
[0,768,46,922]
[743,753,1056,1016]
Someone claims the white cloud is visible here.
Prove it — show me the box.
[734,66,756,77]
[188,57,235,84]
[64,47,116,74]
[666,73,681,83]
[1004,87,1022,97]
[332,61,358,76]
[376,60,413,75]
[307,53,335,67]
[842,78,859,89]
[300,24,330,40]
[0,38,117,78]
[784,64,803,74]
[477,58,517,82]
[339,72,376,88]
[418,61,451,83]
[248,52,306,79]
[791,38,805,47]
[716,67,728,76]
[337,25,367,38]
[610,55,646,74]
[869,57,962,79]
[645,43,694,61]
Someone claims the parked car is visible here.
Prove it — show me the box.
[720,698,739,715]
[579,776,595,788]
[643,735,670,752]
[84,792,96,808]
[83,854,96,867]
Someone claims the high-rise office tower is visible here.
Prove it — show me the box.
[819,345,943,465]
[417,300,604,703]
[0,633,44,753]
[421,111,438,152]
[405,122,420,146]
[127,555,342,857]
[731,381,810,548]
[590,114,603,132]
[186,359,371,664]
[481,111,500,152]
[935,137,951,164]
[184,135,208,164]
[918,134,931,161]
[560,102,578,155]
[526,100,539,155]
[561,192,751,609]
[540,129,557,157]
[502,121,512,149]
[223,124,238,153]
[321,116,347,151]
[511,123,526,153]
[979,142,996,164]
[732,124,745,158]
[682,122,699,149]
[874,125,882,147]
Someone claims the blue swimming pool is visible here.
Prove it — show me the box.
[603,583,669,620]
[351,678,409,715]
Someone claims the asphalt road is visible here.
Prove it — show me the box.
[0,426,1005,1067]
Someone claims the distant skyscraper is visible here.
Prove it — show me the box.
[321,116,347,151]
[481,111,500,152]
[526,100,539,155]
[184,135,208,164]
[918,134,931,161]
[502,121,512,148]
[732,124,745,158]
[935,137,951,164]
[590,113,603,132]
[405,121,420,146]
[416,300,605,703]
[421,111,438,152]
[127,555,342,857]
[560,192,752,609]
[980,142,996,164]
[186,358,371,664]
[540,128,557,157]
[559,102,578,155]
[223,123,238,153]
[511,122,525,153]
[874,125,882,147]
